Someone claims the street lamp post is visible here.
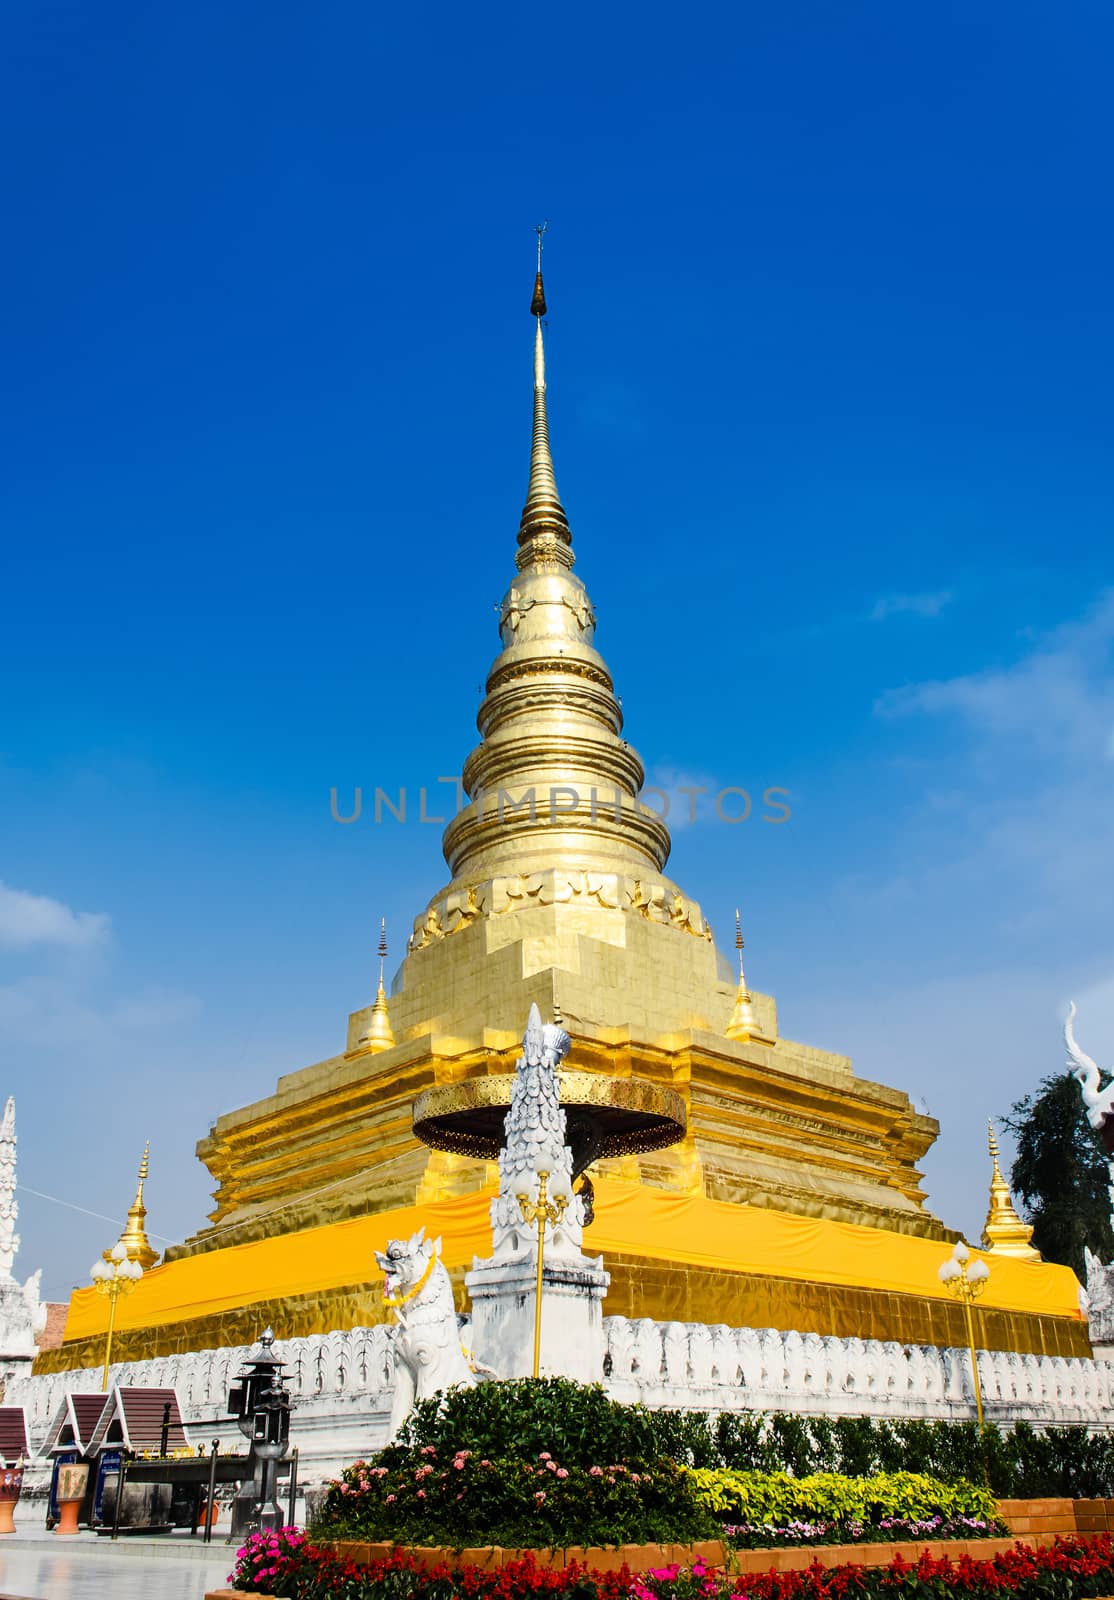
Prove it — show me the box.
[516,1169,569,1378]
[90,1242,144,1391]
[938,1241,990,1427]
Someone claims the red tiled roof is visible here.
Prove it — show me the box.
[0,1407,29,1461]
[40,1393,109,1457]
[87,1388,191,1455]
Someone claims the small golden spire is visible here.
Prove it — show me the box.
[982,1119,1040,1260]
[519,222,571,560]
[358,917,396,1054]
[726,907,759,1041]
[107,1142,159,1269]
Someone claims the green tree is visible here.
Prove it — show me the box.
[1002,1074,1114,1279]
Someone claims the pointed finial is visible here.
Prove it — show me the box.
[519,224,570,562]
[109,1141,159,1269]
[358,917,396,1054]
[552,988,563,1027]
[726,907,759,1042]
[531,221,548,316]
[982,1117,1041,1260]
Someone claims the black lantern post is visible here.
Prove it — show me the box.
[227,1329,293,1535]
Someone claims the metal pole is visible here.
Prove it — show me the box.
[531,1174,549,1379]
[111,1456,128,1541]
[101,1284,119,1392]
[205,1439,219,1545]
[286,1447,299,1528]
[962,1287,984,1428]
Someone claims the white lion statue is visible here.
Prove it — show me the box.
[375,1226,475,1438]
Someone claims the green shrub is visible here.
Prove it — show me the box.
[687,1467,999,1527]
[393,1379,665,1468]
[709,1412,1114,1498]
[313,1451,717,1550]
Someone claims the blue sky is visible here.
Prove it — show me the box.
[2,2,1112,1302]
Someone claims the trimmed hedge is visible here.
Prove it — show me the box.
[689,1468,999,1527]
[706,1413,1114,1498]
[390,1381,1114,1498]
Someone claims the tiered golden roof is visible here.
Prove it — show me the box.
[982,1120,1041,1261]
[182,246,941,1259]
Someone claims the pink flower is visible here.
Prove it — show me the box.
[538,1451,552,1461]
[556,1468,568,1479]
[417,1489,426,1500]
[480,1459,492,1468]
[546,1459,558,1472]
[534,1491,546,1503]
[386,1494,396,1504]
[589,1466,603,1477]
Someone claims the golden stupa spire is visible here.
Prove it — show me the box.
[518,221,570,558]
[358,918,396,1054]
[726,908,759,1041]
[108,1142,159,1269]
[982,1119,1040,1260]
[439,228,671,887]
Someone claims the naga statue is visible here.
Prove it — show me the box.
[1065,1002,1114,1133]
[374,1226,475,1438]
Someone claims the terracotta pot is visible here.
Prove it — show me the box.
[54,1461,89,1536]
[0,1465,22,1534]
[55,1498,83,1536]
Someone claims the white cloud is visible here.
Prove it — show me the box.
[875,589,1114,757]
[0,975,199,1047]
[643,766,726,831]
[0,883,110,949]
[870,590,954,622]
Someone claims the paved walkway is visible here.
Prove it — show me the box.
[0,1537,232,1599]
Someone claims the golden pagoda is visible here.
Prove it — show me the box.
[354,919,395,1055]
[982,1120,1041,1261]
[105,1144,160,1271]
[41,244,1087,1373]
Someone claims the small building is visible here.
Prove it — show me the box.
[39,1393,110,1527]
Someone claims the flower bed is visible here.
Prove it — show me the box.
[689,1469,1002,1548]
[216,1529,1114,1599]
[720,1514,1002,1549]
[312,1383,992,1555]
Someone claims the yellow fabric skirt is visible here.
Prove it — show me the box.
[64,1176,1080,1340]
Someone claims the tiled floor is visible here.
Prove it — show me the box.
[0,1546,231,1599]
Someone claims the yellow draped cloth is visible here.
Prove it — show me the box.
[64,1176,1080,1340]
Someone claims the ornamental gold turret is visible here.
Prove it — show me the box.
[982,1120,1040,1261]
[106,1143,160,1270]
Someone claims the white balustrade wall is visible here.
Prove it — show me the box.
[8,1317,1112,1490]
[602,1318,1114,1426]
